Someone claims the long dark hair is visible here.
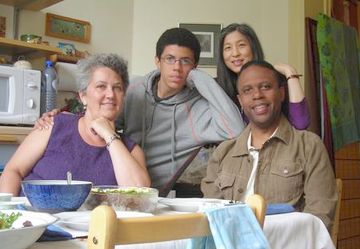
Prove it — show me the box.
[217,23,264,102]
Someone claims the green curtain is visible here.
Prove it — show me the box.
[316,13,360,151]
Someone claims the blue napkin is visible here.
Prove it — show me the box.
[187,204,270,249]
[266,203,295,215]
[38,224,73,241]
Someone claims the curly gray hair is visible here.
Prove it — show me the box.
[76,53,129,93]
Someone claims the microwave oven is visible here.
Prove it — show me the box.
[0,65,41,125]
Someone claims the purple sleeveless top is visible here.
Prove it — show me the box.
[24,113,136,185]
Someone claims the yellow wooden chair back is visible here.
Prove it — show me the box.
[87,194,266,249]
[331,178,342,247]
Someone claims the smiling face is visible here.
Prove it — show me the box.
[223,30,254,75]
[155,45,196,98]
[79,66,125,121]
[237,65,284,130]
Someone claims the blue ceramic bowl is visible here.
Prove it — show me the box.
[21,180,92,213]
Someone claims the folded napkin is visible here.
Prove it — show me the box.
[38,224,73,241]
[16,204,73,241]
[266,203,295,215]
[187,204,270,249]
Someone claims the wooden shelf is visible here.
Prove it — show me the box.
[0,37,62,59]
[50,53,79,64]
[0,0,63,10]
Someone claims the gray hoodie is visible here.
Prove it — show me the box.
[118,69,244,193]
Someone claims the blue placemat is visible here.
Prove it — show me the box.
[266,203,295,215]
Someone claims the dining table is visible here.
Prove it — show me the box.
[22,197,334,249]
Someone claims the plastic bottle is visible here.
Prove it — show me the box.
[41,60,58,113]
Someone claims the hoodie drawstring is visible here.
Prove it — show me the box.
[141,92,157,149]
[141,91,147,148]
[170,104,178,175]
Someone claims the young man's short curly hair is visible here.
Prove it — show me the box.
[156,28,201,64]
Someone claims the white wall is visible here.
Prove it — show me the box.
[131,0,289,76]
[14,0,133,70]
[3,0,289,76]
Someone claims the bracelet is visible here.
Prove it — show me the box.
[106,133,121,149]
[286,74,302,81]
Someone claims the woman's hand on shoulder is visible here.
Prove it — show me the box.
[273,62,298,78]
[274,62,305,102]
[33,108,61,130]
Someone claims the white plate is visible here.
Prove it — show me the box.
[0,209,57,249]
[0,200,25,210]
[159,198,230,212]
[0,193,12,202]
[56,210,153,231]
[58,215,89,231]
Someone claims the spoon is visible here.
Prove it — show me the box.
[67,171,72,185]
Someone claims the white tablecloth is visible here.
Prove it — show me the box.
[264,212,335,249]
[29,211,334,249]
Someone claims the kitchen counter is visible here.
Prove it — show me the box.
[0,125,32,171]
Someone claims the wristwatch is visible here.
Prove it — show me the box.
[106,133,121,149]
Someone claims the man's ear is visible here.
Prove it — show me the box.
[155,56,161,69]
[236,78,242,105]
[236,93,242,107]
[279,86,285,102]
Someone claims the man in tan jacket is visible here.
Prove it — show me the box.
[201,60,337,231]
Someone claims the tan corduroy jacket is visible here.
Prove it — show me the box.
[201,115,337,231]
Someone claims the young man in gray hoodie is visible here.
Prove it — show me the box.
[117,28,245,196]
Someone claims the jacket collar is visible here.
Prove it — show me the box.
[231,115,292,157]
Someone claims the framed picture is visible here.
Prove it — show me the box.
[45,13,91,43]
[179,23,222,67]
[0,16,5,37]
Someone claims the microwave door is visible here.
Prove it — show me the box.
[0,66,24,125]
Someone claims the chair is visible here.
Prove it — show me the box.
[159,147,201,197]
[246,194,266,227]
[331,178,343,247]
[87,194,266,249]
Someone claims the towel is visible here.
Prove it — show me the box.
[187,204,270,249]
[316,13,360,150]
[266,203,295,215]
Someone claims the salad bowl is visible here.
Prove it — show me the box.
[83,186,158,213]
[0,209,57,249]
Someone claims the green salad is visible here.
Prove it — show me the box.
[91,187,154,196]
[0,212,22,230]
